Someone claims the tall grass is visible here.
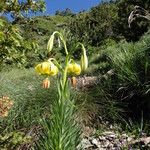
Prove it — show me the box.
[0,68,58,132]
[83,32,150,124]
[105,32,150,119]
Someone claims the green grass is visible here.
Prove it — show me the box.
[0,67,96,149]
[0,68,58,132]
[0,68,94,132]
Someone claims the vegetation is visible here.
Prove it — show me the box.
[1,0,150,149]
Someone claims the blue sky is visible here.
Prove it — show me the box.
[44,0,101,15]
[6,0,102,20]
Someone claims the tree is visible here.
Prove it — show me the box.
[55,8,74,16]
[68,1,118,46]
[0,0,45,20]
[0,0,45,68]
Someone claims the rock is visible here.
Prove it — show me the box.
[127,137,133,142]
[91,138,99,147]
[79,138,93,149]
[122,133,128,138]
[79,128,150,149]
[99,136,106,141]
[102,140,110,148]
[103,131,115,136]
[141,137,150,145]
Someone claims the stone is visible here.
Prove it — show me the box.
[80,138,93,149]
[99,136,106,141]
[92,138,99,146]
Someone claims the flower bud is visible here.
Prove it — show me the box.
[71,77,77,87]
[47,33,54,52]
[42,78,50,89]
[80,45,88,72]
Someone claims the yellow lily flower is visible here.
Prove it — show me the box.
[73,63,81,75]
[49,62,58,76]
[41,62,51,75]
[35,61,58,76]
[35,64,43,75]
[67,63,81,75]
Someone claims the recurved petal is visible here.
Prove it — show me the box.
[50,63,58,76]
[73,63,81,75]
[35,64,42,74]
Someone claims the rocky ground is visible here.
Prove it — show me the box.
[77,126,150,150]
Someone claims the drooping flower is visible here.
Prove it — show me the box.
[35,61,58,76]
[67,63,81,75]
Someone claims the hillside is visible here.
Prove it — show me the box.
[1,0,150,149]
[19,15,71,52]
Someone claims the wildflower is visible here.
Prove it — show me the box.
[67,63,81,75]
[42,78,50,89]
[35,61,58,76]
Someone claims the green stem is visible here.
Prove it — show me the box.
[48,58,63,71]
[62,55,69,91]
[53,31,68,55]
[76,42,86,55]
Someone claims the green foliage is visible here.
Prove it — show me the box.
[0,17,39,69]
[113,0,150,41]
[0,0,45,19]
[55,8,75,16]
[82,31,150,123]
[0,131,31,150]
[0,69,83,150]
[17,15,71,62]
[69,1,118,46]
[68,0,150,49]
[36,92,81,150]
[107,32,150,85]
[1,1,150,148]
[0,0,46,69]
[103,31,150,119]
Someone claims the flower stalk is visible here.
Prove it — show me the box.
[35,31,88,150]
